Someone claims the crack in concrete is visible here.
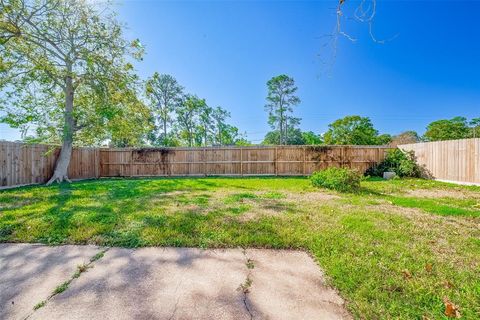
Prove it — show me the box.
[167,273,185,320]
[24,247,110,320]
[239,248,254,320]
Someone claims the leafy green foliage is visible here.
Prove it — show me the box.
[367,149,422,177]
[170,94,246,147]
[424,117,471,141]
[323,115,390,145]
[263,128,304,145]
[470,118,480,138]
[301,131,323,145]
[263,129,323,145]
[0,0,146,149]
[175,95,205,147]
[145,73,184,146]
[310,167,361,192]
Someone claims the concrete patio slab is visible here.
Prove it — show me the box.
[0,243,102,320]
[0,244,351,320]
[246,249,351,320]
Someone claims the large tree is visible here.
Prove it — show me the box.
[198,103,214,146]
[263,128,305,145]
[323,115,387,145]
[301,131,323,145]
[211,106,230,145]
[145,73,183,146]
[265,75,301,145]
[424,117,470,141]
[175,95,204,147]
[0,0,143,184]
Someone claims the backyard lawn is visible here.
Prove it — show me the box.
[1,177,479,319]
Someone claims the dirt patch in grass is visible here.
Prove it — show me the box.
[239,208,281,222]
[406,189,480,200]
[285,191,340,202]
[372,203,479,231]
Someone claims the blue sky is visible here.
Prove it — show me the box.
[1,0,479,143]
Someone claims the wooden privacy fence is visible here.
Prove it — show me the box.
[0,141,392,188]
[400,138,480,184]
[0,141,99,187]
[100,145,391,177]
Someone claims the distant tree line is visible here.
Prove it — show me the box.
[145,73,247,147]
[260,75,479,146]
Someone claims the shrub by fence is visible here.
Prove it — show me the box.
[399,138,480,184]
[0,142,391,188]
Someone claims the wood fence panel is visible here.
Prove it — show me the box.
[97,146,390,177]
[1,142,392,188]
[0,141,98,187]
[400,138,480,184]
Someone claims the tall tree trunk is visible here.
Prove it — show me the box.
[284,117,288,145]
[162,111,167,144]
[204,125,207,146]
[47,74,74,185]
[279,106,284,145]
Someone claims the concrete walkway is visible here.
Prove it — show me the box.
[0,244,351,320]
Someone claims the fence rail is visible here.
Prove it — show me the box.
[0,141,391,188]
[399,138,480,184]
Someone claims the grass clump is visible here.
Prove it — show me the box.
[53,281,70,295]
[33,300,46,310]
[90,250,105,262]
[310,167,361,192]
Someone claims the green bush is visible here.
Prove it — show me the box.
[366,149,422,178]
[310,167,361,192]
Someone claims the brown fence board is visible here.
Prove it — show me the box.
[0,142,98,187]
[0,142,392,188]
[399,138,480,184]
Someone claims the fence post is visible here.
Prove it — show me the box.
[130,149,134,177]
[274,147,278,176]
[303,147,306,176]
[203,147,206,177]
[240,147,243,176]
[94,148,100,178]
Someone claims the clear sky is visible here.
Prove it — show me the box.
[1,0,479,143]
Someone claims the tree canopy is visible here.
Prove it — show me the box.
[0,0,144,183]
[323,115,390,145]
[424,117,471,141]
[145,73,184,146]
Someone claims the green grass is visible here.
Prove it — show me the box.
[1,177,479,319]
[53,281,70,295]
[33,300,46,310]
